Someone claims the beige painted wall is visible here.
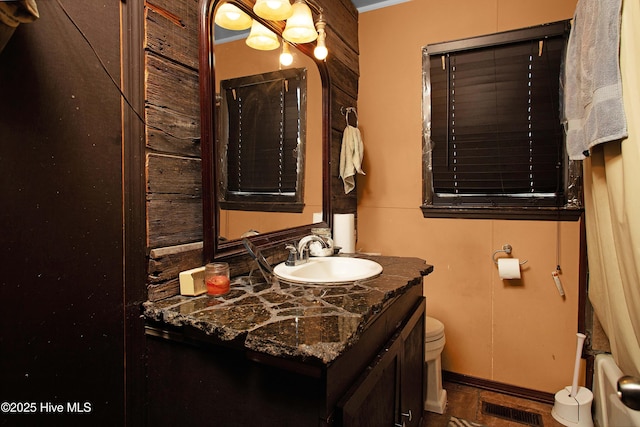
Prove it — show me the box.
[357,0,581,393]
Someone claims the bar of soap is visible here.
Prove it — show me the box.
[179,266,206,296]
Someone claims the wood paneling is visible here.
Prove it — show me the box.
[324,0,360,217]
[145,0,203,295]
[145,104,201,156]
[145,0,199,70]
[146,153,201,196]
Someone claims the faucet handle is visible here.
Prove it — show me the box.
[284,243,299,266]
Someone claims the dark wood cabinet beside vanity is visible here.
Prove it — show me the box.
[144,256,432,426]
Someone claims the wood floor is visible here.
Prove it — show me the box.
[423,381,566,426]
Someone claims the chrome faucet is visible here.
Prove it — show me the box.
[284,235,332,266]
[298,235,330,255]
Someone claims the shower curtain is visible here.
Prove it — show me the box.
[583,0,640,378]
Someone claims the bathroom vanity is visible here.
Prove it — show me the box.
[143,255,432,426]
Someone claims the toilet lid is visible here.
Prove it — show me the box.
[425,316,445,340]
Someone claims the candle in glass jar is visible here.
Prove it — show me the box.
[205,262,230,295]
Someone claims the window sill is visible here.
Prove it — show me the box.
[420,205,583,221]
[220,200,304,213]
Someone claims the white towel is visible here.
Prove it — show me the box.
[339,125,365,194]
[562,0,627,160]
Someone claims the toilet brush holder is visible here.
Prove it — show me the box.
[551,386,594,427]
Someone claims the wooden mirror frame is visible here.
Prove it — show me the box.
[199,0,332,262]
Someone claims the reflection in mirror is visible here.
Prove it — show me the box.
[214,27,323,242]
[218,68,307,212]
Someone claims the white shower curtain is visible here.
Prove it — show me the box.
[583,0,640,378]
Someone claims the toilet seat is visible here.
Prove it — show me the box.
[425,316,445,342]
[425,316,445,362]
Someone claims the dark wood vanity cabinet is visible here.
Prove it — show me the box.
[144,257,432,426]
[145,293,426,427]
[338,297,425,427]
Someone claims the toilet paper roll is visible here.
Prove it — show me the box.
[333,213,355,253]
[498,258,521,279]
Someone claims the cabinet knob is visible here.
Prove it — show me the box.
[393,423,405,427]
[401,410,412,421]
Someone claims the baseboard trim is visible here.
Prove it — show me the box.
[443,371,556,405]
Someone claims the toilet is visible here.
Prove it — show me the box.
[425,316,447,414]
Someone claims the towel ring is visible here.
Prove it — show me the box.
[492,244,528,265]
[341,106,358,127]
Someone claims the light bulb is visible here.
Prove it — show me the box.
[280,43,294,66]
[314,43,327,60]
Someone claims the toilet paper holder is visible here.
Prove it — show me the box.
[492,244,528,265]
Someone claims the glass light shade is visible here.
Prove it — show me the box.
[282,0,317,44]
[214,3,252,30]
[246,21,280,50]
[280,43,293,66]
[253,0,292,21]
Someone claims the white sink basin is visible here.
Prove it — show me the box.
[273,257,383,284]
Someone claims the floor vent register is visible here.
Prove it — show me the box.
[481,401,543,426]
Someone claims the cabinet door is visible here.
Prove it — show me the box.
[338,298,426,427]
[399,299,425,427]
[338,336,402,426]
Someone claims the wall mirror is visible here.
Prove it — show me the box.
[199,0,330,261]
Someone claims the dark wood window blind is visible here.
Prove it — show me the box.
[424,22,577,216]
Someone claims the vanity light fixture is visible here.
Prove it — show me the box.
[280,42,294,65]
[246,20,280,50]
[214,3,253,30]
[215,1,328,59]
[282,0,317,44]
[253,0,293,21]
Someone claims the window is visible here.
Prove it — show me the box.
[422,21,582,220]
[218,68,307,212]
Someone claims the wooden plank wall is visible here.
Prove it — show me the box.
[144,0,359,300]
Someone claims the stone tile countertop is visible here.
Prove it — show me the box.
[143,255,433,365]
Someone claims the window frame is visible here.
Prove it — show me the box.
[421,21,583,221]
